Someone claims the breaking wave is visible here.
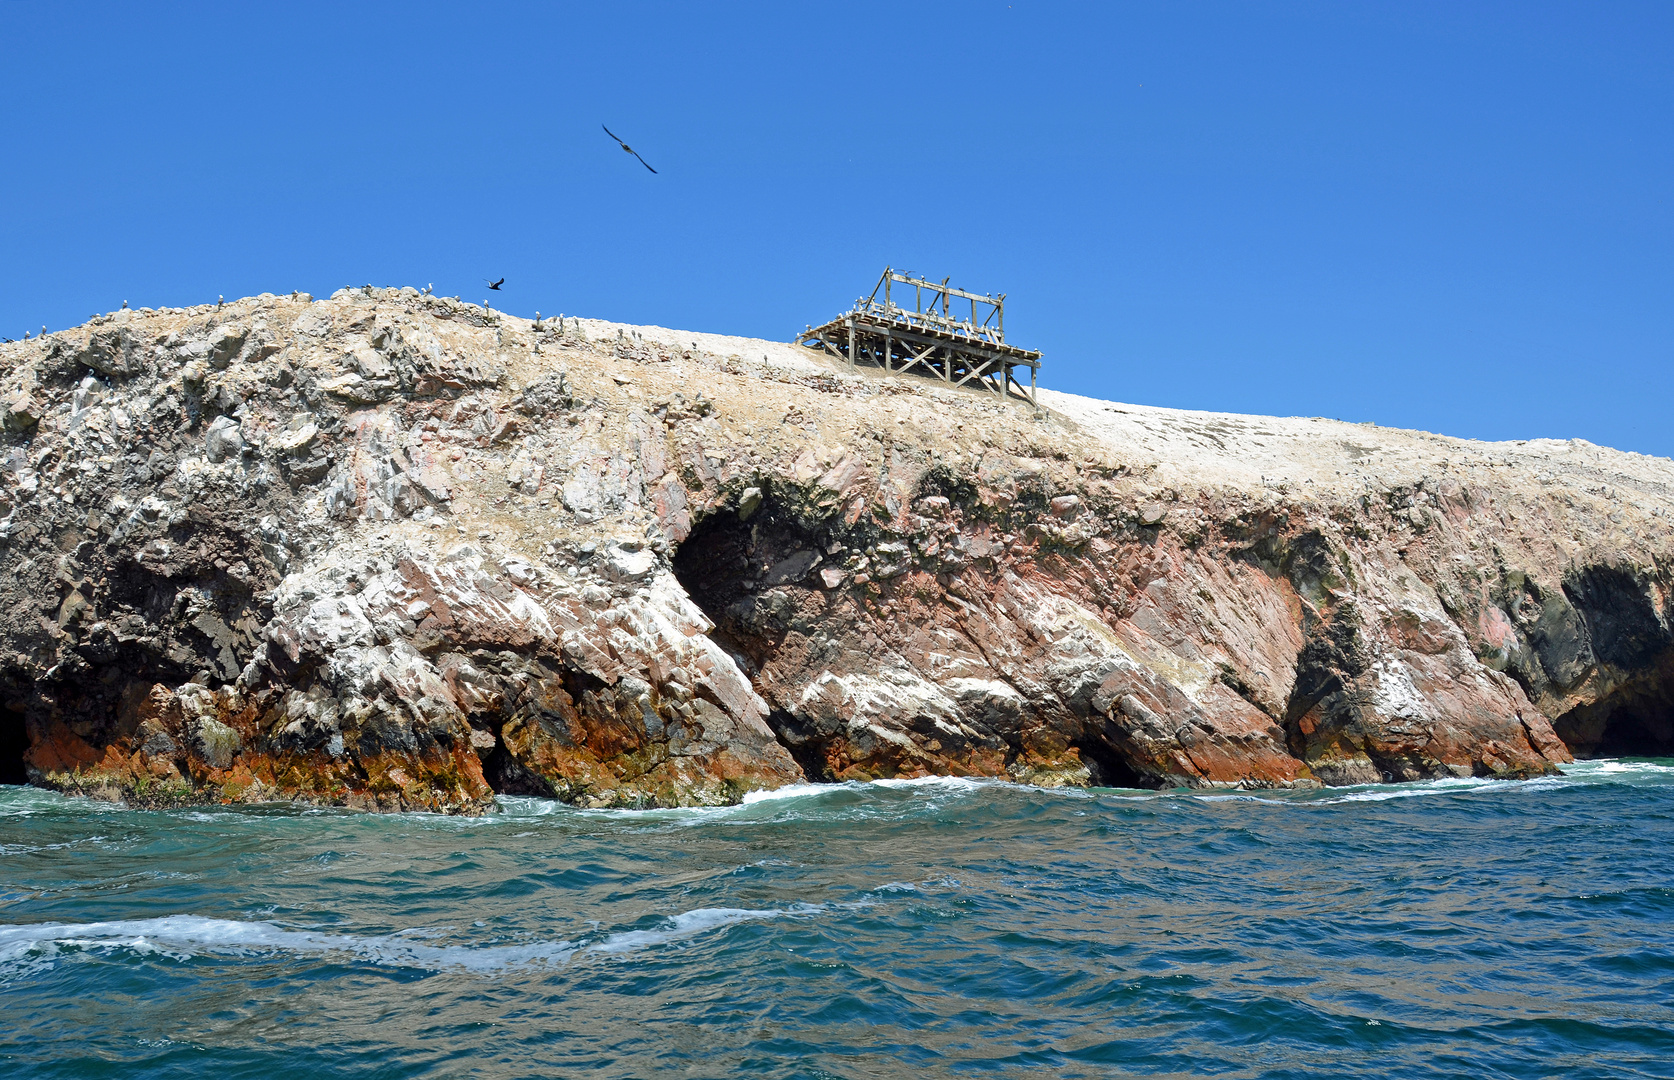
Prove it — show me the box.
[488,756,1674,821]
[0,905,827,977]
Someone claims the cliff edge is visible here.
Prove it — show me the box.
[1,287,1669,811]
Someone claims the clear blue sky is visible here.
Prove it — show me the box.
[3,2,1670,454]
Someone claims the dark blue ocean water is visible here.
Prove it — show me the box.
[2,761,1672,1079]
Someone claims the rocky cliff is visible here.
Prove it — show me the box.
[1,288,1669,812]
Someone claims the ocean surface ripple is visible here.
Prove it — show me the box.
[3,760,1672,1079]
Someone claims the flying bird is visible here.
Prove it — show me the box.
[602,125,657,173]
[486,278,504,291]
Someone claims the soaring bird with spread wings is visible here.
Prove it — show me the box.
[602,125,657,174]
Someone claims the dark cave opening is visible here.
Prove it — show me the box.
[1072,738,1150,790]
[1546,649,1674,756]
[1548,569,1674,760]
[0,705,29,785]
[462,663,618,798]
[1553,660,1674,760]
[1591,707,1674,758]
[670,511,755,657]
[671,498,849,779]
[480,739,556,797]
[769,707,839,783]
[670,497,829,679]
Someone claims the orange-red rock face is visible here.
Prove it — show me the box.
[0,289,1668,812]
[669,460,1590,792]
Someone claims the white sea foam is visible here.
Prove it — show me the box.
[590,907,790,954]
[0,902,828,977]
[491,775,1003,823]
[740,783,837,805]
[1268,760,1674,806]
[1565,758,1674,777]
[1323,777,1498,803]
[482,757,1674,825]
[0,915,579,973]
[0,786,106,817]
[493,794,743,823]
[491,795,571,818]
[868,775,994,793]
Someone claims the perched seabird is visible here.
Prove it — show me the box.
[486,278,504,291]
[602,125,657,173]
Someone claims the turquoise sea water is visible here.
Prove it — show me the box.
[2,761,1672,1079]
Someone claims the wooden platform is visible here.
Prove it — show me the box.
[799,269,1041,406]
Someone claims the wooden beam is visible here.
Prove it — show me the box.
[954,357,999,389]
[886,272,1001,308]
[809,316,1038,364]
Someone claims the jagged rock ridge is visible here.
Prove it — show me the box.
[0,286,1669,812]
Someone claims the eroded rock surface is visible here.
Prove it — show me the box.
[0,287,1669,811]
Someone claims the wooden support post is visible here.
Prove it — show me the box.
[884,328,891,372]
[846,318,856,369]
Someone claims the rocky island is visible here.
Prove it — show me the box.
[0,287,1669,812]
